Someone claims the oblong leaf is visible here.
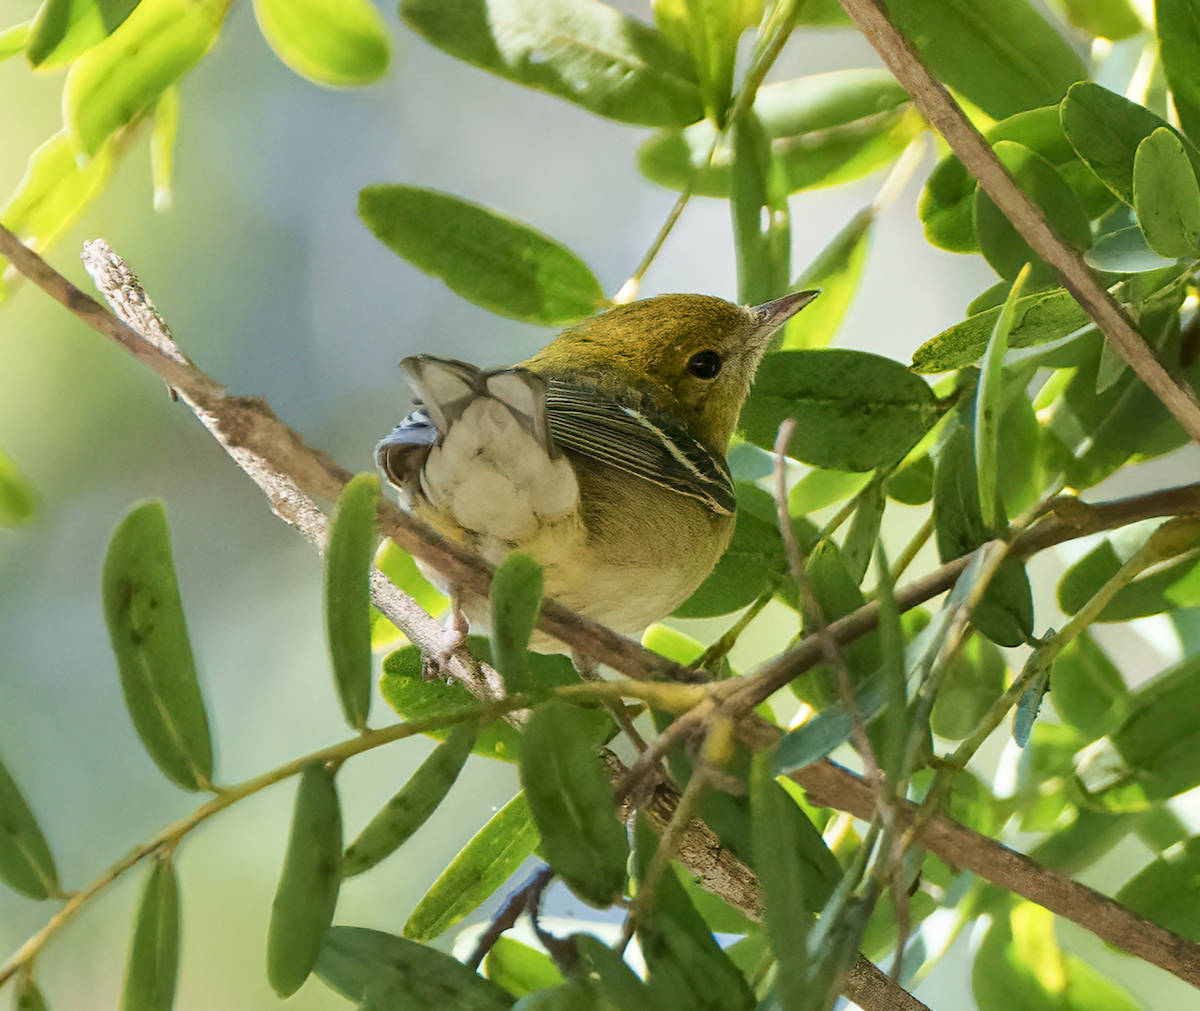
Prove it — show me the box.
[1133,127,1200,257]
[1116,835,1200,942]
[911,287,1090,373]
[317,926,514,1010]
[1158,0,1200,142]
[120,856,180,1011]
[974,142,1092,283]
[26,0,139,68]
[1061,81,1200,205]
[638,70,918,197]
[0,753,59,899]
[750,751,810,1011]
[731,109,789,305]
[267,762,343,998]
[150,86,178,212]
[253,0,388,86]
[342,721,477,878]
[359,184,606,326]
[1,130,116,259]
[490,553,544,696]
[400,0,702,127]
[404,790,539,940]
[0,448,37,526]
[381,643,522,761]
[884,0,1086,119]
[63,0,223,157]
[519,698,627,907]
[102,500,213,791]
[740,348,940,470]
[325,472,380,730]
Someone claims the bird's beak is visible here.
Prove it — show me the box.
[750,289,821,336]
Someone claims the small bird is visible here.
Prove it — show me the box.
[377,290,818,649]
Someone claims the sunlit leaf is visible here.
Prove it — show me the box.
[63,0,223,157]
[253,0,388,86]
[26,0,139,68]
[400,0,703,127]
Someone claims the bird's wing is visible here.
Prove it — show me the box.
[544,380,737,515]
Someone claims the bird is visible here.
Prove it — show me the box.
[376,290,818,651]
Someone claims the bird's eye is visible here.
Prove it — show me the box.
[687,350,723,379]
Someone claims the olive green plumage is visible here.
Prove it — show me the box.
[377,290,817,646]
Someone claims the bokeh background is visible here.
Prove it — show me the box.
[2,1,1195,1008]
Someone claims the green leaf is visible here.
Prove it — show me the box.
[730,110,789,305]
[676,482,785,619]
[572,934,657,1011]
[974,142,1092,283]
[519,698,626,907]
[342,722,478,878]
[400,0,702,127]
[317,926,514,1010]
[782,208,874,349]
[1109,652,1200,802]
[1060,543,1200,621]
[1133,127,1200,257]
[375,540,448,616]
[0,21,30,61]
[253,0,388,85]
[1056,0,1141,39]
[150,85,178,212]
[381,643,522,762]
[63,0,223,158]
[1117,835,1200,941]
[911,287,1090,373]
[1050,631,1128,739]
[1085,223,1183,273]
[325,472,379,731]
[1060,81,1200,206]
[267,762,343,998]
[972,901,1143,1011]
[359,185,606,326]
[975,263,1030,529]
[0,752,59,899]
[652,0,762,126]
[25,0,139,68]
[1158,0,1200,141]
[882,0,1086,119]
[490,553,544,696]
[841,478,884,585]
[404,791,539,940]
[1,130,116,263]
[931,634,1006,740]
[101,500,213,792]
[751,751,813,1011]
[634,819,756,1011]
[14,976,50,1011]
[788,467,872,515]
[0,448,37,526]
[120,856,180,1011]
[884,451,933,504]
[638,70,920,197]
[485,937,564,998]
[741,348,940,471]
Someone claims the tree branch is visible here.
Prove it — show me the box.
[838,0,1200,446]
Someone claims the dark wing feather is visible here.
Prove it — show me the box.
[544,381,736,515]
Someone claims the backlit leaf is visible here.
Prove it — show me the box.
[254,0,389,86]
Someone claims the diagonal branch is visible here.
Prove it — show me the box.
[838,0,1200,445]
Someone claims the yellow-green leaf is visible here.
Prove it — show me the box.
[253,0,388,86]
[0,448,37,526]
[63,0,223,158]
[25,0,139,68]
